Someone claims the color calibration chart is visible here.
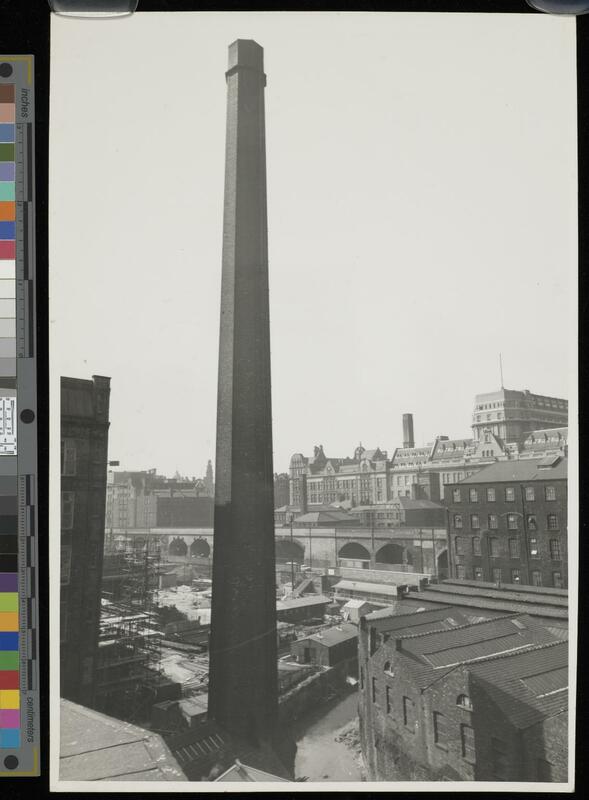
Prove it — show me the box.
[0,56,39,777]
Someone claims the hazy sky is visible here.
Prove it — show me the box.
[50,12,576,477]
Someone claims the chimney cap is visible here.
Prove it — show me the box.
[228,39,264,72]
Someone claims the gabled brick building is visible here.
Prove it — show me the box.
[444,457,568,588]
[358,608,567,782]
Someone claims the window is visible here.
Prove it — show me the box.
[472,536,481,556]
[456,565,466,579]
[511,568,521,583]
[360,667,364,690]
[553,572,563,588]
[529,537,539,557]
[507,514,518,530]
[460,724,475,762]
[61,491,75,530]
[492,567,502,583]
[454,514,463,529]
[61,439,77,476]
[525,486,535,502]
[457,694,473,711]
[488,514,498,530]
[455,536,464,555]
[550,539,561,560]
[469,488,478,503]
[433,712,448,749]
[508,538,520,558]
[545,486,556,501]
[452,488,461,503]
[531,570,542,586]
[403,696,415,730]
[491,737,509,778]
[505,487,515,502]
[527,514,537,530]
[474,566,484,581]
[547,514,559,530]
[470,514,480,530]
[383,661,394,676]
[372,677,377,703]
[487,487,496,502]
[386,686,392,714]
[489,537,499,557]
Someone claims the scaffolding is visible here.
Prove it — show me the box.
[96,537,174,724]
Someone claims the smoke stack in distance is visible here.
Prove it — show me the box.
[403,413,415,449]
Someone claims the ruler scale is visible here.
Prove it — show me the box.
[0,55,39,777]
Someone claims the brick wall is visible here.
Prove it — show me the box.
[521,710,568,781]
[445,478,567,588]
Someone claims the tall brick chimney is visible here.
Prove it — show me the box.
[402,413,415,449]
[208,40,278,746]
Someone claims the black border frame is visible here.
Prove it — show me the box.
[0,0,584,796]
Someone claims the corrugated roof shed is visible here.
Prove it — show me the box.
[366,606,470,634]
[425,582,568,609]
[398,614,559,687]
[404,590,568,621]
[470,641,568,729]
[440,579,568,599]
[59,700,187,781]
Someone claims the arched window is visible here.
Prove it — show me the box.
[383,661,394,676]
[457,694,473,711]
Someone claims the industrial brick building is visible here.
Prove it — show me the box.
[60,375,111,706]
[444,457,568,588]
[287,389,567,512]
[105,469,214,532]
[358,608,568,782]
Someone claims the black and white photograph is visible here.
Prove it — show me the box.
[49,11,577,790]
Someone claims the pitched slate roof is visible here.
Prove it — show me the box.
[469,640,568,729]
[396,497,444,510]
[365,605,469,634]
[59,700,186,781]
[440,579,568,599]
[425,582,568,609]
[215,760,289,782]
[403,590,568,621]
[397,614,558,688]
[303,622,358,647]
[455,457,567,484]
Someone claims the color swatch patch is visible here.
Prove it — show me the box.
[0,54,38,776]
[0,79,16,459]
[0,474,18,749]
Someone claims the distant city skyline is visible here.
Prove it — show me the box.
[50,13,575,478]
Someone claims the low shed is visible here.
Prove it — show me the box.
[291,623,358,668]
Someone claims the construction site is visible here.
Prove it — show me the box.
[97,538,189,725]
